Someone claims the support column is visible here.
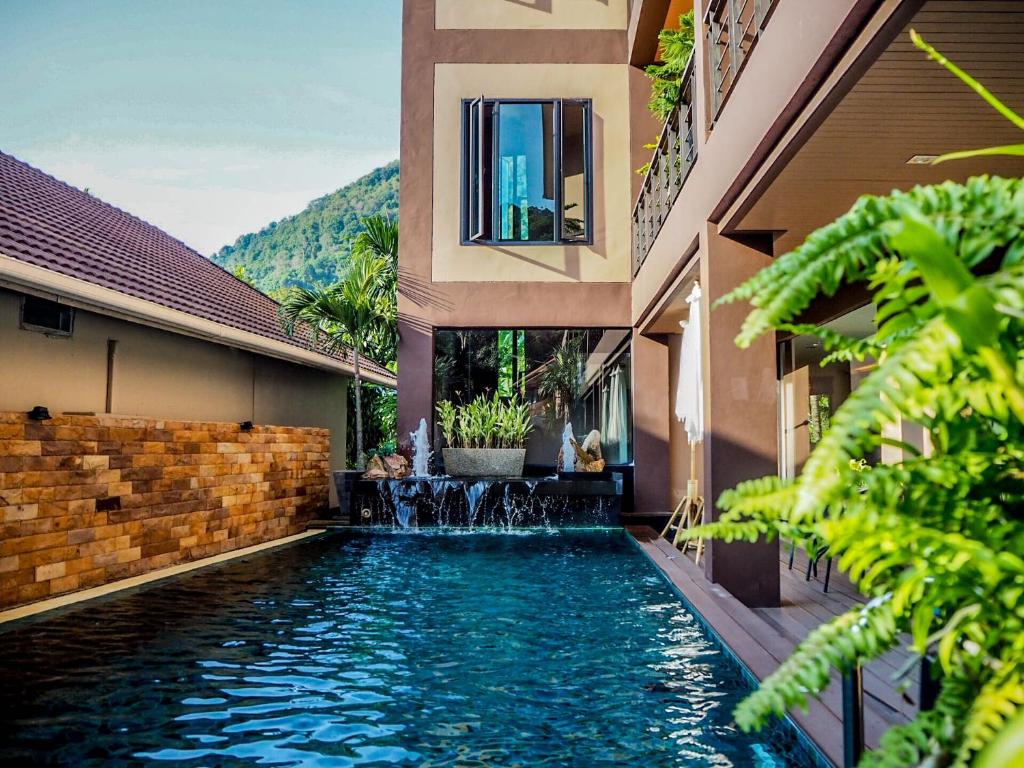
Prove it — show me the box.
[396,317,433,452]
[632,330,671,515]
[700,225,780,607]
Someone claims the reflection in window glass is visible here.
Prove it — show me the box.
[497,103,556,242]
[434,329,632,465]
[561,100,588,241]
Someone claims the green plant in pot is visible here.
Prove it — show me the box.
[436,393,533,477]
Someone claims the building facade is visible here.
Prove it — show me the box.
[397,0,1024,606]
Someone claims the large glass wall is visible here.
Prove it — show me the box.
[778,304,881,478]
[433,329,632,466]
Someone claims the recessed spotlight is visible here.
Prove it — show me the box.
[907,154,938,165]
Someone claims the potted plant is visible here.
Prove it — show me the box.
[436,393,533,477]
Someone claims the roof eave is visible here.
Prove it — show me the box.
[0,252,396,388]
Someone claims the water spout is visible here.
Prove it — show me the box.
[561,423,576,473]
[410,418,432,477]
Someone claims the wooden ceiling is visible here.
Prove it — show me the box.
[738,0,1024,254]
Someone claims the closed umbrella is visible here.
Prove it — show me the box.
[675,283,704,444]
[662,283,706,561]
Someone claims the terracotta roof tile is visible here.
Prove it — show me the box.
[0,151,394,383]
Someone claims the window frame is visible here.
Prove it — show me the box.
[460,97,594,247]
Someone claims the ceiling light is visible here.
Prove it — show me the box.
[907,154,938,165]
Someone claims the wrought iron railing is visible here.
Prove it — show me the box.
[632,56,697,276]
[705,0,778,121]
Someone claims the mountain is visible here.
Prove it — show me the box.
[211,160,399,294]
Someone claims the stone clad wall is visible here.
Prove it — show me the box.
[0,412,330,610]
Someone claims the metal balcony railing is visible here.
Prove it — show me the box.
[632,56,697,276]
[706,0,778,122]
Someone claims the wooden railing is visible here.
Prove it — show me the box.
[632,56,698,276]
[705,0,778,122]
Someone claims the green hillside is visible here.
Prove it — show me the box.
[211,160,399,293]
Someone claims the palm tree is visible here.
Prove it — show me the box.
[281,249,392,468]
[350,215,398,364]
[354,215,398,280]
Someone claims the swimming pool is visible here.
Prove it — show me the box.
[0,530,826,766]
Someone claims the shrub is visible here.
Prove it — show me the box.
[435,393,533,450]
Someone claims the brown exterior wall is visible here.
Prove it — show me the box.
[436,0,629,30]
[0,412,329,610]
[631,0,874,322]
[699,227,779,607]
[397,0,634,441]
[632,331,671,513]
[626,0,891,606]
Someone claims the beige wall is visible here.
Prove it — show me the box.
[253,356,348,482]
[435,0,628,30]
[432,63,632,284]
[0,290,349,502]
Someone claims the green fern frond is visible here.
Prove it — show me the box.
[719,177,1024,348]
[700,35,1024,765]
[858,710,944,768]
[734,598,899,730]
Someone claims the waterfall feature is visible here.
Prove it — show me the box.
[463,481,490,526]
[385,482,417,528]
[354,475,620,529]
[410,418,432,477]
[561,423,576,473]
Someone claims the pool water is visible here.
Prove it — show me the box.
[0,530,826,766]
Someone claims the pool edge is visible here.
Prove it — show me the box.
[625,525,840,768]
[0,529,327,625]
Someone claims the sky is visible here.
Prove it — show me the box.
[1,0,402,254]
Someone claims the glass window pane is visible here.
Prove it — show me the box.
[561,101,588,241]
[433,328,632,465]
[496,102,556,242]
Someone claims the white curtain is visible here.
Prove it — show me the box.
[605,367,629,463]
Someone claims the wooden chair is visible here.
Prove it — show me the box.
[661,479,705,565]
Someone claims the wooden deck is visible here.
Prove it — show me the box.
[627,526,921,767]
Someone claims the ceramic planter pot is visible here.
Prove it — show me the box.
[442,448,526,477]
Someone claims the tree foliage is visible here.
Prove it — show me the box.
[212,161,399,293]
[279,218,398,468]
[691,33,1024,767]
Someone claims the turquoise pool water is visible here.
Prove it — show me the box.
[0,530,826,766]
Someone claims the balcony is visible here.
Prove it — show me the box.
[632,55,697,275]
[706,0,778,121]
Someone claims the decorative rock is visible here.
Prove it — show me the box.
[362,453,410,480]
[383,454,410,479]
[362,455,389,480]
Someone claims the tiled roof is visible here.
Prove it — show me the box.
[0,151,394,383]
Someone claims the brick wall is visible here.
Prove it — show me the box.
[0,412,330,610]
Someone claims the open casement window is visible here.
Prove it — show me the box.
[462,98,593,245]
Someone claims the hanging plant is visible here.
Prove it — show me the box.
[645,11,696,122]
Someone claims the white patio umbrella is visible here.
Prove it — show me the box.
[663,283,706,560]
[675,283,705,447]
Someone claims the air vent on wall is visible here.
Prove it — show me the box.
[20,295,75,337]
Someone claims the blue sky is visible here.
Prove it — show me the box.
[1,0,401,254]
